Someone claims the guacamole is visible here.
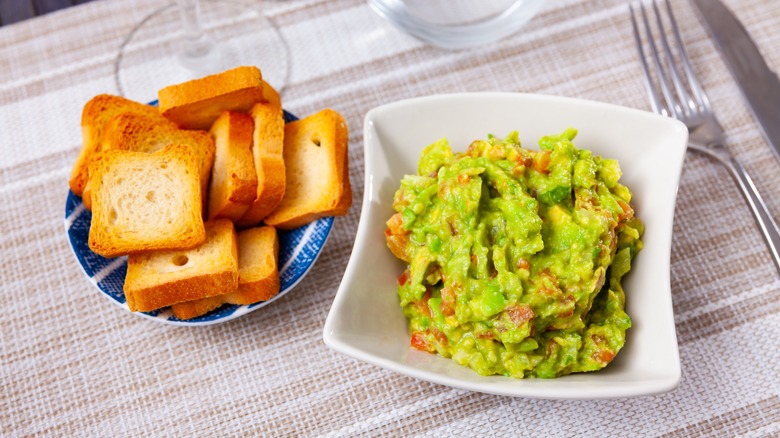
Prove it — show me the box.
[385,128,643,378]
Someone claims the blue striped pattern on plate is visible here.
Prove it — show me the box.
[63,109,335,325]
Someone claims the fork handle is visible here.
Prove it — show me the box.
[726,157,780,274]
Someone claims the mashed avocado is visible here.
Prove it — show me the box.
[385,128,643,378]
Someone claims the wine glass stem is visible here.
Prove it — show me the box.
[175,0,219,70]
[177,0,205,42]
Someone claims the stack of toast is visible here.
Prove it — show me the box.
[69,66,352,320]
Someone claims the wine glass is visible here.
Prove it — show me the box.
[114,0,290,103]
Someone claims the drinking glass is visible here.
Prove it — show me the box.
[115,0,289,103]
[368,0,544,50]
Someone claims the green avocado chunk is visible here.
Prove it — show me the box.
[386,129,643,378]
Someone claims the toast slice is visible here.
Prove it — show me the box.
[170,225,279,320]
[235,103,286,228]
[82,112,216,211]
[207,111,258,221]
[157,66,265,130]
[264,109,352,229]
[227,226,280,304]
[262,80,281,108]
[70,94,166,196]
[88,144,205,258]
[124,219,238,313]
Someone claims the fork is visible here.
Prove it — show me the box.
[630,0,780,275]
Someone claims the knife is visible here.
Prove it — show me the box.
[689,0,780,164]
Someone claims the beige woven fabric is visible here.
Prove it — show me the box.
[2,0,779,435]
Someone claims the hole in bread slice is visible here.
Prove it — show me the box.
[172,254,189,266]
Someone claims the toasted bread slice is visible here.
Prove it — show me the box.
[170,225,279,319]
[235,103,286,228]
[70,94,165,196]
[262,80,281,108]
[124,219,238,313]
[227,226,280,303]
[158,66,265,130]
[207,111,258,221]
[88,144,205,258]
[264,109,352,229]
[170,296,226,321]
[82,112,216,211]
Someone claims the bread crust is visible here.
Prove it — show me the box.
[158,66,265,130]
[103,113,215,181]
[124,219,238,313]
[88,144,206,258]
[264,109,352,229]
[126,270,237,313]
[235,103,286,228]
[207,111,258,221]
[70,94,164,196]
[81,112,215,211]
[170,296,225,320]
[261,80,281,108]
[169,225,280,319]
[227,226,280,303]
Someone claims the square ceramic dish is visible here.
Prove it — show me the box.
[323,93,687,399]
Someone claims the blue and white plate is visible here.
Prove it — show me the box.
[64,110,334,326]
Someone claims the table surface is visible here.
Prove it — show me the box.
[0,0,96,27]
[2,0,779,435]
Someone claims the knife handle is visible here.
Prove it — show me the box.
[726,157,780,275]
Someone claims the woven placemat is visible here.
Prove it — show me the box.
[1,0,778,435]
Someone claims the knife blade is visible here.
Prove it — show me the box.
[689,0,780,164]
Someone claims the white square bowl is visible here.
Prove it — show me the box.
[323,93,687,399]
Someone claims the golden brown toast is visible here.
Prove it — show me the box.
[170,225,280,320]
[235,103,286,228]
[207,111,258,221]
[261,80,281,108]
[87,144,205,258]
[124,219,238,313]
[157,66,265,130]
[82,112,216,211]
[264,109,352,229]
[70,94,166,197]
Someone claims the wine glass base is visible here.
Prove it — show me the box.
[115,0,290,103]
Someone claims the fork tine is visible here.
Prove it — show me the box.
[637,2,680,118]
[651,0,695,117]
[662,0,712,113]
[629,4,665,115]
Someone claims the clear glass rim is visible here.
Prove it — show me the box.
[367,0,545,50]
